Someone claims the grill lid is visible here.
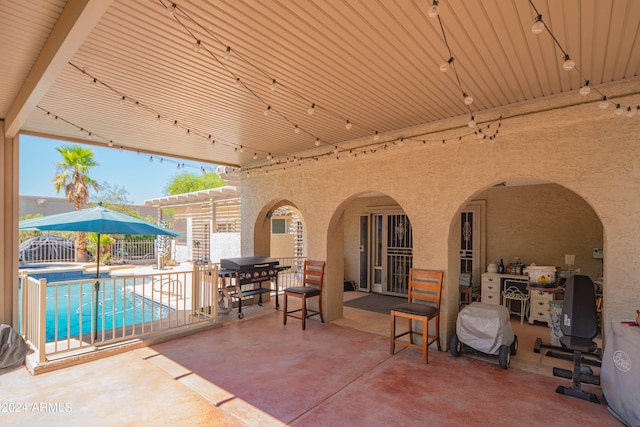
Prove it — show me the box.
[220,256,279,271]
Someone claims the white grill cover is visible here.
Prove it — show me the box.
[456,302,514,355]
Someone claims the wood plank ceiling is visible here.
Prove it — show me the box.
[2,0,640,169]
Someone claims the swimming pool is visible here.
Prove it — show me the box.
[19,269,171,342]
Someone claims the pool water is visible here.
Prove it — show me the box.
[20,270,171,342]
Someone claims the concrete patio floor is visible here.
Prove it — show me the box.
[1,294,620,426]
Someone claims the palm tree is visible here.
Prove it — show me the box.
[52,145,100,262]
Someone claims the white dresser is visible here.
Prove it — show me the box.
[528,287,562,325]
[481,273,528,306]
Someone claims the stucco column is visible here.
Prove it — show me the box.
[1,125,20,326]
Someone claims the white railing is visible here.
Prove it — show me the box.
[19,265,218,361]
[19,241,75,264]
[273,256,306,290]
[110,239,157,263]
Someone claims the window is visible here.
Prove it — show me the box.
[271,218,287,234]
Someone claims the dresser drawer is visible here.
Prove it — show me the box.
[482,289,501,305]
[528,290,553,325]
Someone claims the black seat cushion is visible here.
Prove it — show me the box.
[559,335,598,353]
[390,302,438,318]
[284,286,320,297]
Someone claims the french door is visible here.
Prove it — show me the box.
[359,212,413,296]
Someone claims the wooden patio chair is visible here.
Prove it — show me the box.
[390,268,444,364]
[283,260,326,330]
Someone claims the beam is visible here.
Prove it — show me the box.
[4,0,113,138]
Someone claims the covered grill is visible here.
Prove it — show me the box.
[219,256,288,318]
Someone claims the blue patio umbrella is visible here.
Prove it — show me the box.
[19,204,183,338]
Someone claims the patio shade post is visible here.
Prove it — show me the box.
[94,232,101,340]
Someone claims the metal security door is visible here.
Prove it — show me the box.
[385,213,413,296]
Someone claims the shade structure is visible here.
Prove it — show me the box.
[19,205,183,339]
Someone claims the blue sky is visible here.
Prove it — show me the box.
[19,135,218,205]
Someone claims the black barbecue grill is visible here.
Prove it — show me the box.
[219,256,289,318]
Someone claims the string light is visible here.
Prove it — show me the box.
[345,120,352,130]
[599,96,609,109]
[626,107,635,118]
[562,54,575,71]
[579,80,590,96]
[192,40,201,52]
[294,125,300,134]
[531,15,545,34]
[440,57,454,73]
[264,105,271,116]
[307,104,315,115]
[614,104,623,116]
[315,138,321,146]
[428,0,439,18]
[270,79,277,91]
[373,131,380,141]
[463,93,474,106]
[468,115,476,128]
[223,46,231,59]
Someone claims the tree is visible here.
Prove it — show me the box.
[164,171,226,195]
[52,145,100,262]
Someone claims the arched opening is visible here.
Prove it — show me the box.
[326,191,413,323]
[447,178,604,358]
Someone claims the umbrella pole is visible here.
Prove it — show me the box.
[94,234,101,340]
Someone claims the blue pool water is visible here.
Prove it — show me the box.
[19,269,171,342]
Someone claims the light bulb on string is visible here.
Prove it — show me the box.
[440,57,453,72]
[108,140,113,147]
[428,0,439,18]
[167,3,176,16]
[345,120,352,130]
[223,46,231,60]
[599,96,609,109]
[235,77,242,87]
[532,15,545,34]
[294,125,300,134]
[264,105,271,116]
[308,104,315,115]
[173,120,178,128]
[468,115,476,127]
[120,96,125,104]
[579,80,590,96]
[270,79,277,91]
[463,92,474,105]
[614,104,623,116]
[333,146,339,154]
[91,78,97,87]
[626,106,635,118]
[562,55,575,71]
[253,153,257,160]
[149,156,153,163]
[315,138,321,146]
[373,131,380,141]
[192,40,201,52]
[156,114,161,122]
[239,145,245,152]
[159,158,163,164]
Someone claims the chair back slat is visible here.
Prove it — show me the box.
[303,260,325,288]
[408,268,443,307]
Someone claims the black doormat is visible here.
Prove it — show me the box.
[343,294,406,315]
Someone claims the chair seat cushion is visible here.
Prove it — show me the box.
[390,302,438,318]
[559,336,598,353]
[284,286,320,296]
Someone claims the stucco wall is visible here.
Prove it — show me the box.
[479,183,603,279]
[240,81,640,346]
